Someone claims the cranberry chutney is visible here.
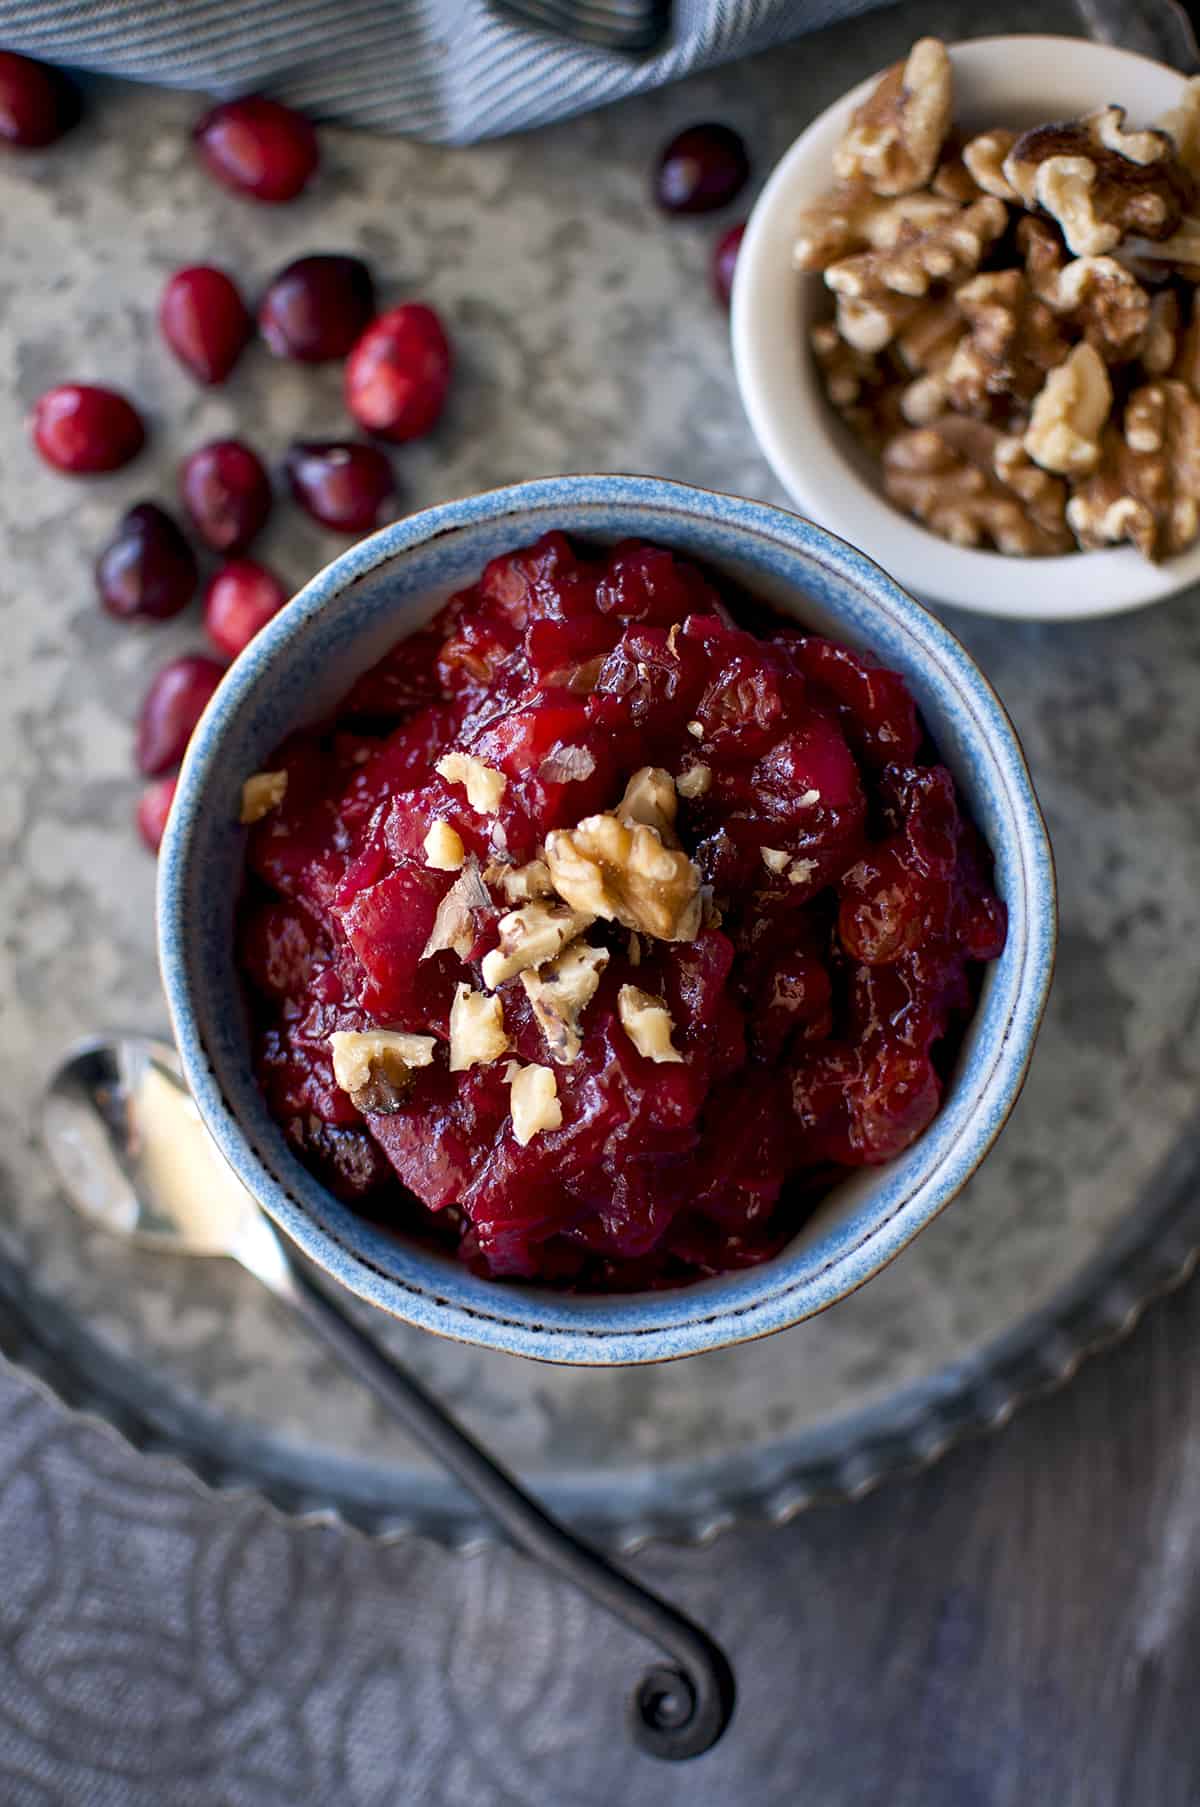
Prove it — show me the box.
[235,532,1006,1290]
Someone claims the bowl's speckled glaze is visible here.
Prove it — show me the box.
[159,475,1056,1364]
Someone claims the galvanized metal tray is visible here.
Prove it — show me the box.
[4,0,1200,1552]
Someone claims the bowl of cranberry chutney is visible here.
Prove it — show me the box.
[159,475,1055,1365]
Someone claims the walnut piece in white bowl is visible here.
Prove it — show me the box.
[733,34,1200,620]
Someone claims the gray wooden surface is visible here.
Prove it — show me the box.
[3,1272,1200,1804]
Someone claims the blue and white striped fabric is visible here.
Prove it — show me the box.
[0,0,888,143]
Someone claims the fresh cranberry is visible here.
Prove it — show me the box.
[712,221,746,308]
[0,52,81,148]
[344,304,452,443]
[192,95,318,202]
[204,559,288,658]
[32,385,145,474]
[285,441,395,533]
[159,266,252,384]
[259,254,375,363]
[655,123,749,215]
[180,438,271,553]
[136,774,179,853]
[136,655,225,776]
[96,503,198,622]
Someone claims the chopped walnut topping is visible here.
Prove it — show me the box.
[833,37,953,197]
[520,941,609,1065]
[423,820,466,871]
[1024,342,1112,474]
[329,1030,436,1114]
[961,128,1018,199]
[480,899,594,990]
[1004,107,1189,256]
[538,743,597,785]
[628,931,642,966]
[421,859,491,963]
[788,858,819,886]
[435,751,507,816]
[617,985,684,1065]
[676,763,711,800]
[544,813,701,943]
[686,720,704,739]
[448,983,509,1072]
[616,766,678,841]
[505,1061,562,1146]
[240,770,288,824]
[495,859,554,903]
[760,846,790,874]
[1067,379,1200,560]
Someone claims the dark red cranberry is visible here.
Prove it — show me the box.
[344,304,452,443]
[712,221,746,308]
[96,503,198,622]
[136,774,179,853]
[136,655,225,776]
[285,441,395,533]
[192,95,318,202]
[159,266,252,384]
[655,123,749,215]
[0,52,81,148]
[32,384,145,474]
[204,559,288,658]
[180,438,271,553]
[258,254,375,362]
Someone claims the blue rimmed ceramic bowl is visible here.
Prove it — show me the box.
[159,475,1055,1366]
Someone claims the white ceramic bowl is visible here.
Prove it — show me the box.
[733,35,1200,622]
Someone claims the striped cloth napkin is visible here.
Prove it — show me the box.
[0,0,889,142]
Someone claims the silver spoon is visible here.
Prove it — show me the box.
[39,1033,735,1761]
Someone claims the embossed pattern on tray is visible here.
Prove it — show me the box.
[4,0,1200,1549]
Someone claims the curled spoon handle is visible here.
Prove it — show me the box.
[256,1246,735,1759]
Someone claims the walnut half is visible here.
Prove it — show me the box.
[1004,106,1190,256]
[544,814,701,943]
[833,37,953,197]
[1023,342,1112,475]
[1067,379,1200,560]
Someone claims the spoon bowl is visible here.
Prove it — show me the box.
[41,1033,266,1259]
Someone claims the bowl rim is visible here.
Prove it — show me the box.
[158,473,1056,1365]
[731,32,1200,622]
